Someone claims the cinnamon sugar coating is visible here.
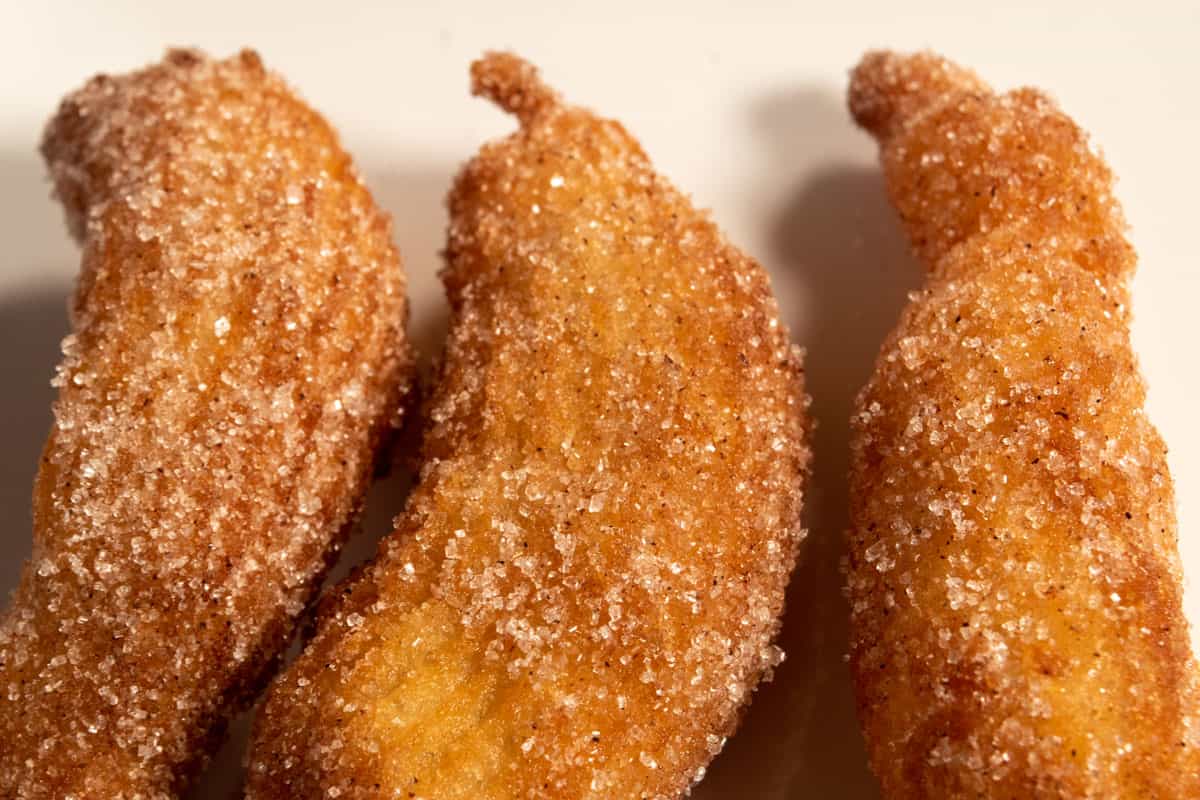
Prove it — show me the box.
[245,52,809,799]
[0,49,411,798]
[847,50,1200,797]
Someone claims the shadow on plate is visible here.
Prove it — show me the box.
[691,87,919,799]
[0,284,70,596]
[0,151,75,598]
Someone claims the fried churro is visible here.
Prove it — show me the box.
[846,50,1200,797]
[0,49,411,798]
[245,52,809,799]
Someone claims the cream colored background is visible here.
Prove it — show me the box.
[2,1,1196,797]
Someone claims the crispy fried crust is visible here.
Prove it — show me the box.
[847,50,1200,797]
[0,49,411,799]
[245,52,810,799]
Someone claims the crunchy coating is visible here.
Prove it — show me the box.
[846,50,1200,797]
[245,52,809,799]
[0,49,411,798]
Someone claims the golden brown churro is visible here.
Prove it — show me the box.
[0,49,411,798]
[846,50,1200,797]
[245,52,809,799]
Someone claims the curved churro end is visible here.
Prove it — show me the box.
[848,50,1200,799]
[470,51,562,124]
[246,54,808,800]
[849,50,1134,286]
[848,50,988,140]
[41,47,272,243]
[5,49,411,798]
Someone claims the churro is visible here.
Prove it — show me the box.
[847,50,1200,797]
[245,52,809,799]
[0,49,411,798]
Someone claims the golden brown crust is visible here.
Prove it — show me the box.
[0,49,411,798]
[847,50,1200,798]
[848,51,1134,285]
[245,52,809,799]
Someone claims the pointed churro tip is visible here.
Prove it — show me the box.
[163,48,206,70]
[470,51,561,124]
[848,50,989,140]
